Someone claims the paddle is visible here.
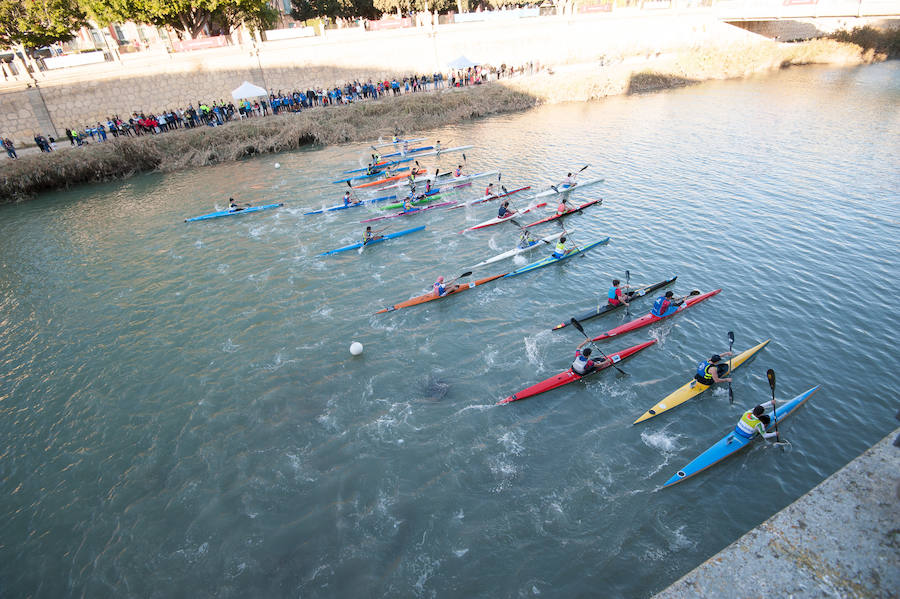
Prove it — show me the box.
[551,164,592,193]
[444,271,473,288]
[624,270,631,315]
[766,368,783,448]
[570,318,628,376]
[727,331,735,405]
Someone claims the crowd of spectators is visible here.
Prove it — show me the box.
[4,62,538,157]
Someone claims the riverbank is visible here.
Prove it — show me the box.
[1,31,896,202]
[654,428,900,599]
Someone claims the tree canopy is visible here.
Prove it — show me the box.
[81,0,279,38]
[0,0,86,49]
[291,0,379,21]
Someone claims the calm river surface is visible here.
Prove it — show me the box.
[1,62,898,598]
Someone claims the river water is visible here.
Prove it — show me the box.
[1,62,898,598]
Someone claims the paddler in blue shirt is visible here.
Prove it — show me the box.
[343,191,360,206]
[650,290,686,317]
[607,279,630,308]
[693,353,734,387]
[454,164,464,177]
[497,201,516,219]
[433,276,460,297]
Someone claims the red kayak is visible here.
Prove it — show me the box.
[589,289,722,342]
[498,340,656,404]
[522,199,602,228]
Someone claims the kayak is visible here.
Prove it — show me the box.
[379,145,433,159]
[532,177,605,199]
[403,144,473,160]
[381,189,449,211]
[522,199,602,228]
[185,203,284,222]
[318,225,426,256]
[337,159,412,178]
[375,273,507,314]
[459,202,548,233]
[448,185,532,210]
[378,170,500,191]
[360,201,455,223]
[372,137,427,148]
[551,276,678,330]
[498,340,657,404]
[589,289,723,342]
[662,386,820,488]
[503,237,610,278]
[352,168,426,189]
[466,230,570,269]
[303,193,397,215]
[633,339,771,425]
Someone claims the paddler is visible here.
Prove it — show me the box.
[556,197,570,215]
[454,164,464,177]
[607,279,631,308]
[650,290,686,317]
[551,236,568,259]
[434,140,442,153]
[570,346,607,375]
[497,201,516,219]
[733,401,779,440]
[363,226,383,245]
[692,353,735,387]
[371,150,382,164]
[227,198,245,213]
[343,191,360,206]
[562,172,578,188]
[517,230,537,249]
[433,275,460,297]
[402,191,417,211]
[485,183,496,197]
[392,134,400,143]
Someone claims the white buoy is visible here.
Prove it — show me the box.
[350,342,363,356]
[274,162,281,169]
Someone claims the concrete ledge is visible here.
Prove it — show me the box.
[654,428,900,599]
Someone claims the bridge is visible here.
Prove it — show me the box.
[713,0,900,21]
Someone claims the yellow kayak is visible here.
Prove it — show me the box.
[633,339,770,424]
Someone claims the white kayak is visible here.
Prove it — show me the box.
[371,137,427,149]
[459,202,547,233]
[405,144,473,160]
[466,230,571,269]
[532,177,605,199]
[377,170,500,191]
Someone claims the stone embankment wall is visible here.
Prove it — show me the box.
[0,13,758,146]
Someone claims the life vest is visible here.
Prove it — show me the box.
[607,286,621,305]
[651,297,670,317]
[433,282,445,296]
[695,361,716,384]
[736,409,763,437]
[455,169,462,177]
[572,351,591,375]
[392,135,399,142]
[553,241,566,256]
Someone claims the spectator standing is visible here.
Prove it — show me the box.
[3,137,16,159]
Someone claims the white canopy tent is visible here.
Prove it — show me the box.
[231,81,268,100]
[447,56,480,69]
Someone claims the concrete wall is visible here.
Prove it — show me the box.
[0,13,761,146]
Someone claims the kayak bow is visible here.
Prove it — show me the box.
[589,289,723,342]
[633,339,771,424]
[662,386,820,487]
[185,203,284,222]
[498,340,656,404]
[318,225,426,256]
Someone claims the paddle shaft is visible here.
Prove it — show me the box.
[570,318,627,375]
[767,368,781,445]
[727,331,735,404]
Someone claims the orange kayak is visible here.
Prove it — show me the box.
[353,169,425,189]
[375,273,507,313]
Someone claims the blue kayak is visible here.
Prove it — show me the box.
[663,386,820,488]
[337,159,413,178]
[185,203,284,222]
[502,237,610,278]
[379,145,433,159]
[303,193,398,216]
[318,225,426,256]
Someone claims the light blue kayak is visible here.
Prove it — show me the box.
[335,158,412,176]
[380,145,433,159]
[502,237,610,278]
[185,203,284,222]
[332,164,411,183]
[303,193,397,215]
[318,225,426,256]
[663,386,820,488]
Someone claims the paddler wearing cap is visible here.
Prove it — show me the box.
[693,352,735,386]
[433,276,460,297]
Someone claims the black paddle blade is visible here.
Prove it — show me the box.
[459,271,473,279]
[569,318,586,335]
[689,290,701,296]
[462,153,467,162]
[767,368,776,391]
[727,331,735,345]
[625,269,630,282]
[579,164,590,172]
[501,185,509,195]
[728,386,734,404]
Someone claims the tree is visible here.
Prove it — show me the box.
[0,0,86,49]
[291,0,380,21]
[370,0,454,16]
[81,0,278,39]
